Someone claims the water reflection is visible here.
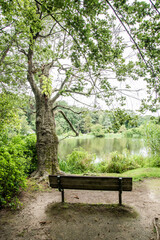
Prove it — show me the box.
[58,137,148,161]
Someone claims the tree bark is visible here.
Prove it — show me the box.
[35,94,59,176]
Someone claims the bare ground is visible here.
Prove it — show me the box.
[0,178,160,240]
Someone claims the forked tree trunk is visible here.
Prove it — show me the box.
[35,94,59,176]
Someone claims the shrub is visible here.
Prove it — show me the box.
[0,134,37,208]
[144,121,160,155]
[59,148,95,173]
[146,155,160,168]
[123,129,133,138]
[91,124,105,137]
[0,147,26,208]
[123,127,144,138]
[94,160,108,173]
[118,125,126,133]
[23,134,37,174]
[106,151,144,173]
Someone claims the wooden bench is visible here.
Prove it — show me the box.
[49,175,132,205]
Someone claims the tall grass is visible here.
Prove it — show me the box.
[59,147,159,175]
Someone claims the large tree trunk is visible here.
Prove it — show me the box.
[35,94,59,176]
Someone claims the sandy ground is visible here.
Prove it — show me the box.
[0,178,160,240]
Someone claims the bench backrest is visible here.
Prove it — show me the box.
[49,175,132,191]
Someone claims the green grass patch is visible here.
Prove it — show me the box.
[105,133,122,138]
[121,167,160,181]
[92,168,160,181]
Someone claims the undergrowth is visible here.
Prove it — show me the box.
[0,134,37,208]
[59,147,160,176]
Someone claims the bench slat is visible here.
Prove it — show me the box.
[49,175,132,191]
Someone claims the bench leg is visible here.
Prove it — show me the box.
[61,189,64,203]
[119,190,122,205]
[119,177,122,205]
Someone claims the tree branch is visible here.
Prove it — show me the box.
[52,105,83,114]
[27,44,41,98]
[149,0,160,15]
[38,23,58,38]
[105,0,156,77]
[50,76,68,103]
[0,33,16,64]
[0,21,15,31]
[34,0,96,86]
[57,110,79,136]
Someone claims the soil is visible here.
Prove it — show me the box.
[0,178,160,240]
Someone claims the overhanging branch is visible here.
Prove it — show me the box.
[105,0,157,77]
[57,110,79,136]
[53,105,83,114]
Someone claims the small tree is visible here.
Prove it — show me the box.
[91,124,105,138]
[84,114,92,134]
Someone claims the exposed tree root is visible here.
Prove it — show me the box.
[153,217,160,240]
[30,169,66,183]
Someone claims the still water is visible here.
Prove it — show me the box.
[58,137,148,161]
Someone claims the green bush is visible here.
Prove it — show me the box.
[123,127,144,138]
[106,151,144,173]
[0,134,37,208]
[91,124,105,138]
[59,148,146,174]
[146,155,160,168]
[144,121,160,155]
[0,147,26,208]
[123,129,134,138]
[94,160,108,173]
[23,134,37,174]
[59,148,96,173]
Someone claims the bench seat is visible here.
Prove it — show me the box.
[49,175,132,205]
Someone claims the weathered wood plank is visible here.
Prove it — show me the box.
[49,175,132,191]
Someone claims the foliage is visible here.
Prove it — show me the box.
[118,125,126,133]
[112,0,160,112]
[41,75,52,97]
[123,126,144,138]
[122,168,160,181]
[145,155,160,168]
[59,148,95,174]
[111,108,138,133]
[55,103,143,137]
[1,0,159,176]
[0,91,20,133]
[22,134,38,174]
[106,151,144,173]
[143,121,160,155]
[0,134,37,208]
[83,114,92,133]
[59,147,146,174]
[91,124,105,137]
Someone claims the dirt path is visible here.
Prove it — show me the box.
[0,178,160,240]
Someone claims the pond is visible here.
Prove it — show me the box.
[58,136,148,162]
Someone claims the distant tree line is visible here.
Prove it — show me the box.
[54,101,153,136]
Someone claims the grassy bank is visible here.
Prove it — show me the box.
[86,168,160,181]
[121,167,160,181]
[59,148,160,181]
[58,133,123,140]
